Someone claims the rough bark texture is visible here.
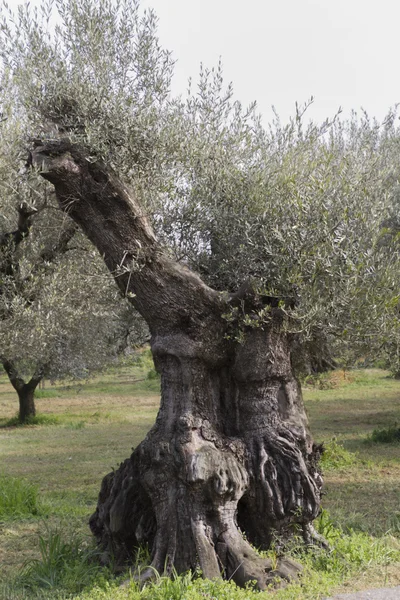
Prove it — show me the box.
[31,140,324,590]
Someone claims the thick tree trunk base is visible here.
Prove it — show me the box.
[90,330,323,591]
[90,438,305,590]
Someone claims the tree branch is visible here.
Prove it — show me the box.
[0,201,37,249]
[31,140,227,354]
[1,358,25,393]
[27,363,47,390]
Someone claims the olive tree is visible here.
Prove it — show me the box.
[2,0,400,589]
[0,84,144,423]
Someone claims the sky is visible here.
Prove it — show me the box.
[6,0,400,126]
[140,0,400,125]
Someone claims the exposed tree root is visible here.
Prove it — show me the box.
[90,422,315,590]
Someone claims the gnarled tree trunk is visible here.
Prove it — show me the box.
[32,140,324,590]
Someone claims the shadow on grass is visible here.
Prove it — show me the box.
[0,414,60,428]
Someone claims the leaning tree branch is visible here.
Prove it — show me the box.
[1,358,25,393]
[0,201,37,247]
[29,138,324,590]
[31,140,227,357]
[27,362,48,389]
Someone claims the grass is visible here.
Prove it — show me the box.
[19,526,105,593]
[304,369,400,537]
[320,438,359,470]
[367,425,400,444]
[0,476,42,519]
[33,389,61,399]
[2,414,60,428]
[0,365,399,599]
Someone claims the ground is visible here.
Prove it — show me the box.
[0,362,399,599]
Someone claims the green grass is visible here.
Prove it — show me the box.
[34,389,62,399]
[1,414,60,428]
[320,438,358,470]
[368,425,400,444]
[19,526,104,593]
[0,475,42,519]
[0,366,399,599]
[303,369,400,537]
[3,515,398,600]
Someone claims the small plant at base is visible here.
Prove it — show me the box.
[146,368,159,381]
[315,509,342,542]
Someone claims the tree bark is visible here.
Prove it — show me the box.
[17,384,37,423]
[1,359,43,423]
[31,140,324,590]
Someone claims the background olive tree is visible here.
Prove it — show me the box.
[0,79,147,423]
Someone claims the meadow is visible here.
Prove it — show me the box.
[0,358,399,599]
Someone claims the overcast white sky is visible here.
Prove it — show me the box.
[141,0,400,125]
[7,0,400,125]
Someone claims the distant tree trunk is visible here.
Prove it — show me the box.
[32,140,324,590]
[0,200,74,423]
[1,359,43,423]
[17,384,37,422]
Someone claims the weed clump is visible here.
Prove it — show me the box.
[34,389,60,399]
[302,369,355,390]
[20,527,104,594]
[65,420,86,430]
[0,475,41,519]
[368,425,400,444]
[320,438,358,470]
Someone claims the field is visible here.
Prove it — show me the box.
[0,361,399,599]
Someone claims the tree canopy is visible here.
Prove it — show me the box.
[2,0,400,372]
